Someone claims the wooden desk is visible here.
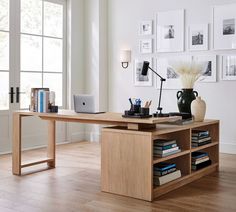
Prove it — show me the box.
[12,110,219,201]
[12,110,180,176]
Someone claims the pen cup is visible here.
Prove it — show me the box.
[131,104,141,113]
[140,107,150,116]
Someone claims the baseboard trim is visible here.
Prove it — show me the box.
[220,142,236,154]
[70,132,85,142]
[0,141,71,156]
[85,131,101,142]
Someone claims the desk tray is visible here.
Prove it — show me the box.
[122,114,152,119]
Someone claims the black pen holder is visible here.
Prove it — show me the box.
[140,107,150,116]
[130,104,141,113]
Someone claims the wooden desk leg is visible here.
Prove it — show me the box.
[47,120,56,168]
[12,113,22,175]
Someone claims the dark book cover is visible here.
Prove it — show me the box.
[192,130,209,138]
[192,151,208,159]
[153,162,176,171]
[191,160,212,171]
[192,140,211,147]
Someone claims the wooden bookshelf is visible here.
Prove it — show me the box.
[101,120,220,201]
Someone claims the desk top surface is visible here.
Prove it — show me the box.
[14,110,181,125]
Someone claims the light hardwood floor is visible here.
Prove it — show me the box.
[0,142,235,212]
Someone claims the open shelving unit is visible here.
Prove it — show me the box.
[153,120,219,199]
[101,120,219,202]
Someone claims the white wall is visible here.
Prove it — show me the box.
[67,0,85,142]
[84,0,108,141]
[108,0,236,154]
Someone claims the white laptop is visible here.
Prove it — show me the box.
[74,95,105,114]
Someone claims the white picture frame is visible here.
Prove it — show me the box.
[139,39,153,54]
[189,24,208,51]
[139,20,153,36]
[193,55,217,82]
[156,9,184,52]
[134,58,153,87]
[156,56,192,90]
[221,55,236,80]
[213,4,236,50]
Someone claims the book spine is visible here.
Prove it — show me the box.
[154,164,176,171]
[43,91,50,113]
[154,146,179,154]
[154,144,177,150]
[38,90,44,113]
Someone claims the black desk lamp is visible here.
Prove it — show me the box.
[141,61,169,117]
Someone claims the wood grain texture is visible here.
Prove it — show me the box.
[12,113,21,175]
[14,110,181,125]
[47,120,56,168]
[101,129,153,201]
[0,142,235,212]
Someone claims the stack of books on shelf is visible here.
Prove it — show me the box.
[30,88,55,113]
[192,130,211,147]
[153,162,181,186]
[153,139,181,158]
[191,151,212,171]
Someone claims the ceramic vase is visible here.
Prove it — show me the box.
[177,89,198,114]
[191,97,206,122]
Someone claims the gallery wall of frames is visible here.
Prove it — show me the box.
[135,3,236,88]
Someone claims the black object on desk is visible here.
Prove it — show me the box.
[141,61,169,118]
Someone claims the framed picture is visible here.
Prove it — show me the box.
[139,21,153,35]
[139,39,153,54]
[134,58,153,86]
[193,55,217,82]
[189,24,208,51]
[156,56,192,89]
[221,55,236,80]
[156,9,184,52]
[213,4,236,50]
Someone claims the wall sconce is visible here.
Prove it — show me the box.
[120,50,131,69]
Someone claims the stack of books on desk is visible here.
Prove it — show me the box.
[153,139,181,157]
[191,151,212,171]
[192,130,211,147]
[153,162,181,186]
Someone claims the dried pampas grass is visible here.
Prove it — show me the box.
[169,61,206,88]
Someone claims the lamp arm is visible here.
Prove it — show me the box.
[158,79,163,112]
[148,67,166,81]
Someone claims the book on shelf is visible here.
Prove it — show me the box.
[154,149,181,157]
[153,139,176,147]
[154,143,177,150]
[153,162,176,171]
[191,151,208,159]
[153,170,181,186]
[153,146,179,155]
[192,140,212,147]
[192,156,210,165]
[192,130,209,138]
[191,160,212,171]
[154,167,177,177]
[192,136,211,143]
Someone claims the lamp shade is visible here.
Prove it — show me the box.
[141,61,150,76]
[120,50,131,62]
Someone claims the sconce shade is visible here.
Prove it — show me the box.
[120,50,131,63]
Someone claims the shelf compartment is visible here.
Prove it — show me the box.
[153,129,191,154]
[153,163,218,199]
[191,141,219,152]
[153,150,190,164]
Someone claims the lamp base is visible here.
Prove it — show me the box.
[153,112,169,118]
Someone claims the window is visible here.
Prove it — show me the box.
[20,0,65,109]
[0,0,9,110]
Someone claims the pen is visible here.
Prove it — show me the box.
[129,98,133,105]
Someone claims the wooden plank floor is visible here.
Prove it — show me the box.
[0,142,235,212]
